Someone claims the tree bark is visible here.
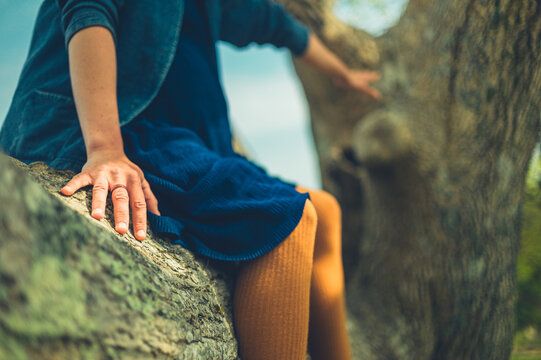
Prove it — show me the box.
[283,0,541,358]
[0,154,238,359]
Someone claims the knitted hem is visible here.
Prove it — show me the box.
[147,191,311,262]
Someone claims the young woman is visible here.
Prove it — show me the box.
[0,0,380,358]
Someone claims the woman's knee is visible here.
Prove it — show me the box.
[248,198,317,268]
[291,199,318,258]
[301,198,318,230]
[310,190,342,227]
[296,186,341,220]
[307,190,343,260]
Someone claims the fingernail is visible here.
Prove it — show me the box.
[92,208,103,217]
[137,230,146,239]
[117,222,128,232]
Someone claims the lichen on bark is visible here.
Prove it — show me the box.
[0,153,239,359]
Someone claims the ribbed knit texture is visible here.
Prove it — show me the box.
[234,199,317,360]
[297,186,352,360]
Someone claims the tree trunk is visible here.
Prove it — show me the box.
[283,0,541,358]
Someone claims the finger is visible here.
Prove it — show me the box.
[91,176,109,219]
[111,184,130,234]
[127,178,147,241]
[61,173,92,195]
[366,71,381,82]
[142,178,161,216]
[362,86,382,101]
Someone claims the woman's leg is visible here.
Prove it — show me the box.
[234,199,318,360]
[296,186,352,360]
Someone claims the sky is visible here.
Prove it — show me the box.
[0,0,407,189]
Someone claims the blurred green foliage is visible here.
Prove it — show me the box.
[512,149,541,359]
[513,326,541,359]
[517,150,541,330]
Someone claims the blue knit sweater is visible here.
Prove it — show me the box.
[120,0,310,261]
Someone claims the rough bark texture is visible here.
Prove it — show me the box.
[283,0,541,359]
[0,153,239,359]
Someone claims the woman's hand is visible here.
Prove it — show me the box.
[298,33,382,100]
[62,27,160,241]
[60,150,161,241]
[333,70,382,100]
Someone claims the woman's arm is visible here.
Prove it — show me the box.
[298,33,381,100]
[60,26,160,240]
[220,0,380,99]
[67,26,121,155]
[219,0,310,56]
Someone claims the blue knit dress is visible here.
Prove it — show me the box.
[120,0,310,261]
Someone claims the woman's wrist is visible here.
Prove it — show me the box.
[300,34,351,81]
[86,142,125,160]
[83,124,125,159]
[333,68,353,86]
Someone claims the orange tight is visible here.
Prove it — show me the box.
[234,186,351,360]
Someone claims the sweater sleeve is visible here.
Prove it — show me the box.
[55,0,125,48]
[219,0,311,57]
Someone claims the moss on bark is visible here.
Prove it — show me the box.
[0,153,239,359]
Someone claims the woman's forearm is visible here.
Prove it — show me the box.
[63,26,160,240]
[298,33,350,82]
[68,26,124,157]
[298,33,381,99]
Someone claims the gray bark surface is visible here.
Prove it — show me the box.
[0,153,238,360]
[282,0,541,358]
